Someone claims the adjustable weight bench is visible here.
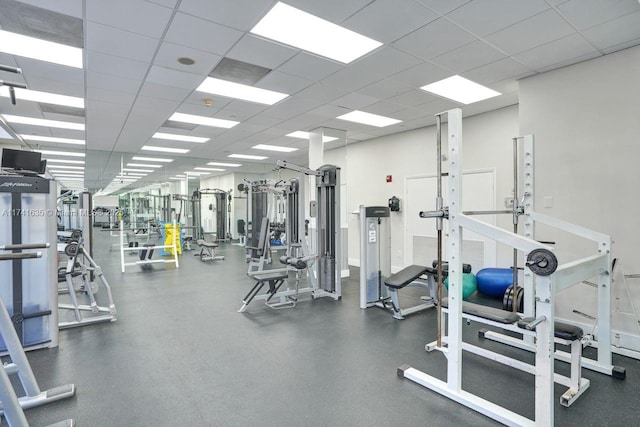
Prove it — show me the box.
[384,262,471,320]
[238,270,291,312]
[435,298,589,407]
[197,239,224,262]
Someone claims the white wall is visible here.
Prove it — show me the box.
[339,106,519,271]
[519,45,640,338]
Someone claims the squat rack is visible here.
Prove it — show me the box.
[398,108,616,426]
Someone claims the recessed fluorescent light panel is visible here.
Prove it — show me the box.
[207,162,241,167]
[228,154,268,160]
[3,115,84,130]
[127,163,162,168]
[251,2,381,64]
[20,135,85,145]
[0,126,13,139]
[169,112,238,129]
[0,30,83,69]
[152,132,209,143]
[45,159,84,165]
[122,168,154,173]
[336,110,401,127]
[286,131,338,143]
[48,165,84,170]
[252,144,297,153]
[0,87,84,108]
[420,75,501,104]
[36,150,85,157]
[196,77,288,105]
[194,167,225,172]
[141,146,190,154]
[132,156,173,163]
[185,171,209,176]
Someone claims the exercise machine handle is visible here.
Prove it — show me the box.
[0,243,50,250]
[525,315,546,330]
[0,252,42,261]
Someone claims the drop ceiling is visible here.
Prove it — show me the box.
[0,0,639,193]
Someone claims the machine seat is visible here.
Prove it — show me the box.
[440,298,520,324]
[197,239,218,248]
[385,265,434,289]
[251,271,289,282]
[517,317,584,341]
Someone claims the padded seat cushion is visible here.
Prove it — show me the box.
[517,317,583,341]
[385,265,431,289]
[440,297,520,324]
[197,239,218,248]
[252,271,289,282]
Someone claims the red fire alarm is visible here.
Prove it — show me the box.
[386,175,392,183]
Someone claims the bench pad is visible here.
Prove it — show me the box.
[197,239,218,248]
[517,317,583,341]
[252,271,289,282]
[385,265,435,289]
[441,297,520,324]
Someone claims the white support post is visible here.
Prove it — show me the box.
[119,220,125,273]
[596,236,612,368]
[447,108,463,392]
[522,135,535,326]
[535,275,555,426]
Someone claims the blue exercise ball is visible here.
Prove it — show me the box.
[476,268,514,298]
[444,273,478,299]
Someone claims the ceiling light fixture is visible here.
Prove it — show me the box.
[286,131,338,143]
[0,87,84,108]
[3,115,84,130]
[132,156,174,163]
[194,167,225,172]
[0,29,83,69]
[0,126,13,139]
[47,165,84,170]
[207,162,242,167]
[127,163,163,168]
[252,144,298,152]
[228,154,268,160]
[169,112,238,129]
[420,75,501,104]
[44,158,84,165]
[122,168,154,173]
[251,2,382,64]
[196,77,288,105]
[177,57,195,65]
[336,110,401,127]
[152,132,210,143]
[20,135,85,145]
[36,150,85,157]
[141,146,190,154]
[184,171,210,176]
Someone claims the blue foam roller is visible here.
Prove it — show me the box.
[476,268,514,298]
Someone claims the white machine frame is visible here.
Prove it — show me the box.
[398,108,613,426]
[118,219,179,272]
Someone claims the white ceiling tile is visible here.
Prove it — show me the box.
[582,11,640,51]
[286,0,373,23]
[86,22,159,63]
[277,52,344,81]
[446,0,550,37]
[331,92,381,109]
[557,0,640,31]
[536,51,601,73]
[344,0,438,43]
[387,61,452,88]
[430,40,507,73]
[22,77,84,98]
[602,37,640,55]
[15,0,83,18]
[146,65,203,89]
[351,47,424,79]
[464,58,534,84]
[15,57,84,86]
[87,86,137,106]
[413,0,472,15]
[179,0,274,31]
[393,18,476,60]
[358,78,415,99]
[87,51,150,80]
[164,12,244,56]
[138,82,192,102]
[308,104,351,119]
[146,0,179,8]
[87,70,142,93]
[182,92,232,109]
[87,0,173,38]
[217,101,270,120]
[514,34,598,71]
[243,114,287,129]
[485,9,576,55]
[154,42,222,75]
[256,71,313,95]
[227,34,299,70]
[386,90,438,108]
[360,101,405,116]
[389,107,429,121]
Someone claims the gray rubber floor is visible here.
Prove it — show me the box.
[7,231,640,426]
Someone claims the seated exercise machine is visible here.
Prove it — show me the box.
[58,235,117,329]
[196,239,224,262]
[397,109,622,426]
[239,163,342,312]
[0,243,76,427]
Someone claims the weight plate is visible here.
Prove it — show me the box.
[526,249,558,276]
[65,243,78,257]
